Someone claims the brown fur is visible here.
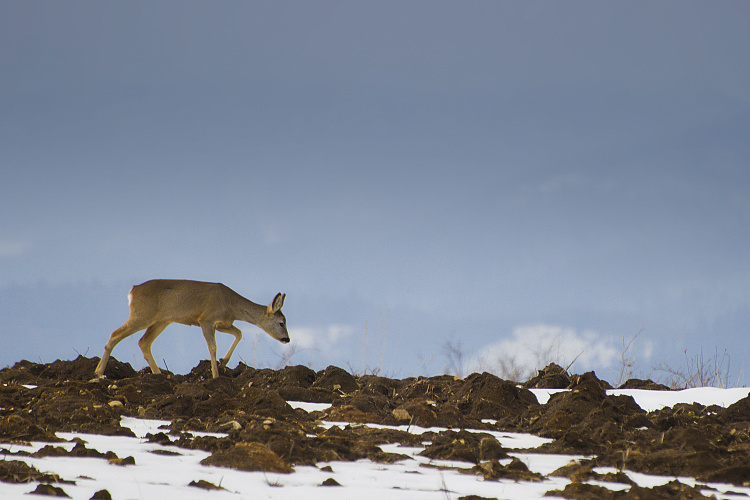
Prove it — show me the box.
[94,280,288,379]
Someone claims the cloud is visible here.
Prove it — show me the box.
[0,240,29,258]
[479,324,619,378]
[288,324,355,351]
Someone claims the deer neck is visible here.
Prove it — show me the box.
[233,294,267,325]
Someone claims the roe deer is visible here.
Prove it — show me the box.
[94,279,288,379]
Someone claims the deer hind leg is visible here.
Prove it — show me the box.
[138,322,170,375]
[201,323,220,379]
[95,322,146,378]
[217,325,243,368]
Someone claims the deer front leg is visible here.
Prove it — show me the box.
[217,325,243,367]
[95,321,148,378]
[201,323,220,378]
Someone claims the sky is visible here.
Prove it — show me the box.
[2,1,749,384]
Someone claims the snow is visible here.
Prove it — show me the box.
[528,386,750,410]
[2,388,750,499]
[528,388,567,404]
[608,387,750,412]
[287,401,332,412]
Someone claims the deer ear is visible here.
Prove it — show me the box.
[269,293,285,314]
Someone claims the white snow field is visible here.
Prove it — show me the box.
[1,388,749,500]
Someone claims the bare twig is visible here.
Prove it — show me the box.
[615,324,644,386]
[565,351,584,373]
[274,341,299,370]
[653,347,730,389]
[443,340,466,378]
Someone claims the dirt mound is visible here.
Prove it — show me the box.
[0,356,136,385]
[1,380,134,437]
[0,460,71,484]
[317,371,537,428]
[0,414,62,442]
[200,442,293,473]
[524,363,571,389]
[419,429,508,463]
[451,372,538,420]
[3,355,750,491]
[551,460,635,486]
[618,378,671,390]
[313,365,359,393]
[468,457,544,482]
[718,394,750,424]
[507,371,646,454]
[589,400,750,482]
[28,483,72,497]
[545,479,713,499]
[28,442,118,460]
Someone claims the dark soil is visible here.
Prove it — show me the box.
[0,460,71,485]
[467,457,545,482]
[545,479,713,499]
[419,429,508,464]
[2,356,750,497]
[28,483,71,497]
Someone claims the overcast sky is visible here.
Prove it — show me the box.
[2,2,749,384]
